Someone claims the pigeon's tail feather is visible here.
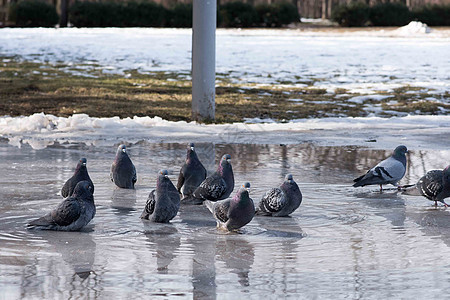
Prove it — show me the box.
[204,200,215,214]
[27,215,55,229]
[353,174,366,183]
[140,210,150,219]
[401,185,422,196]
[181,194,203,205]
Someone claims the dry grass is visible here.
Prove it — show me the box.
[1,57,448,123]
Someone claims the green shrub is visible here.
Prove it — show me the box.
[412,4,450,26]
[69,1,167,27]
[9,0,59,27]
[370,2,411,26]
[218,2,258,28]
[167,3,192,28]
[331,2,370,27]
[255,1,300,27]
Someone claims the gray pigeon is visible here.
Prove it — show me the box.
[415,165,450,207]
[28,181,95,231]
[110,144,137,189]
[189,154,234,204]
[256,174,302,217]
[353,145,408,191]
[204,182,255,231]
[61,158,94,198]
[140,170,181,223]
[177,143,207,200]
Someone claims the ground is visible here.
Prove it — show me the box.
[1,56,448,123]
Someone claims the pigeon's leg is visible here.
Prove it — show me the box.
[379,184,383,192]
[434,201,438,207]
[441,200,449,208]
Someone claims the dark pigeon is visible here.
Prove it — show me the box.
[256,174,302,217]
[188,154,234,204]
[110,144,137,189]
[177,143,207,200]
[61,158,94,198]
[28,181,95,231]
[415,165,450,207]
[140,170,181,223]
[204,182,255,231]
[353,145,408,191]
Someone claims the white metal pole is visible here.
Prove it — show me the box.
[192,0,216,122]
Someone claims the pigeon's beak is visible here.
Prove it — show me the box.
[226,159,231,163]
[82,163,87,166]
[190,147,195,151]
[122,149,126,153]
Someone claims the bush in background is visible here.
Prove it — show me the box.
[167,3,192,28]
[331,2,370,27]
[412,4,450,26]
[370,2,410,26]
[255,1,300,27]
[9,0,59,27]
[69,1,167,27]
[218,2,258,28]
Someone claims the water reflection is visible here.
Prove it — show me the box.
[216,237,254,287]
[2,141,450,299]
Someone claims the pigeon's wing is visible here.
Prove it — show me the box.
[258,188,285,214]
[50,198,82,226]
[110,163,116,182]
[140,190,156,219]
[354,156,404,186]
[176,167,185,193]
[213,200,231,223]
[132,164,137,185]
[61,179,71,198]
[193,174,227,200]
[417,170,443,200]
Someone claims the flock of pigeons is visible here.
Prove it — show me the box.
[27,144,450,232]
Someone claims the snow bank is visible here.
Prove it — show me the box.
[2,113,450,150]
[394,21,431,36]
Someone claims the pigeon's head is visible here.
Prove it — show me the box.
[221,154,231,163]
[189,143,195,151]
[117,144,127,153]
[73,180,94,197]
[394,145,408,156]
[79,158,87,166]
[242,182,251,193]
[159,169,169,177]
[285,174,294,183]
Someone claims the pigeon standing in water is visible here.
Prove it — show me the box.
[353,145,408,191]
[256,174,302,217]
[204,182,255,232]
[177,143,207,200]
[28,181,95,231]
[415,165,450,207]
[187,154,234,204]
[140,170,180,223]
[61,158,94,198]
[111,144,137,189]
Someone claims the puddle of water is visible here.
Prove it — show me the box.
[1,141,450,299]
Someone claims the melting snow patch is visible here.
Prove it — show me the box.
[347,95,392,104]
[395,21,431,36]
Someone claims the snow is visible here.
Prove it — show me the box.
[1,113,450,150]
[347,94,392,104]
[394,21,431,35]
[0,27,449,97]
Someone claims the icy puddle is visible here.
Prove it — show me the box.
[1,141,450,299]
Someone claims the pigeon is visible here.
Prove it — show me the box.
[140,170,181,223]
[353,145,408,191]
[256,174,302,217]
[188,154,234,204]
[177,143,207,200]
[61,158,94,198]
[204,182,255,232]
[415,165,450,207]
[110,144,137,189]
[28,181,95,231]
